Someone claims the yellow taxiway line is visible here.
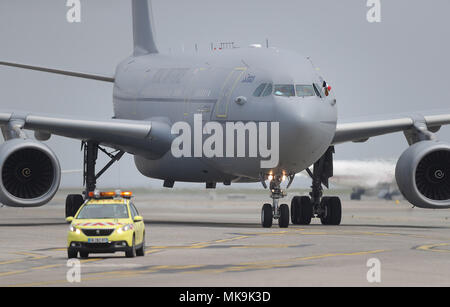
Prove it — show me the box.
[6,249,387,287]
[415,243,450,253]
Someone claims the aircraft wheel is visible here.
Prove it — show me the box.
[291,196,313,225]
[278,204,289,228]
[291,198,297,224]
[320,197,342,226]
[261,203,273,228]
[66,194,84,218]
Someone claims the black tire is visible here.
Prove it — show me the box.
[320,197,330,225]
[278,204,289,228]
[67,249,78,259]
[291,196,313,225]
[136,234,145,257]
[261,203,273,228]
[66,194,84,218]
[125,236,136,258]
[79,252,89,259]
[291,198,298,224]
[320,197,342,226]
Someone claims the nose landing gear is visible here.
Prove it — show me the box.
[260,175,290,228]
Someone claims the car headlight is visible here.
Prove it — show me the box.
[69,225,81,235]
[117,224,133,234]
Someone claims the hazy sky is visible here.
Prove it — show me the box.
[0,0,449,188]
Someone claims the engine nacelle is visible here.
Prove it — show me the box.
[0,139,61,207]
[396,141,450,209]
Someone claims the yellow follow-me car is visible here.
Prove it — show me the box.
[66,190,146,259]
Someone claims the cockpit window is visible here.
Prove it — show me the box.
[296,85,315,97]
[274,84,295,97]
[262,83,273,96]
[255,83,322,98]
[253,83,267,97]
[313,83,322,98]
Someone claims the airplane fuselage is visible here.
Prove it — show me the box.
[113,47,337,183]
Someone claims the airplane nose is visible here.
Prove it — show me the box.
[275,97,337,171]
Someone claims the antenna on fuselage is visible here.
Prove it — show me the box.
[210,42,237,51]
[132,0,158,56]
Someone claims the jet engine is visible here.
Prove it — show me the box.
[395,140,450,209]
[0,139,61,207]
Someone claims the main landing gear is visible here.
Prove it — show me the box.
[260,147,342,228]
[65,141,124,218]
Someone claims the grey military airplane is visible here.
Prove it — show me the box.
[1,0,450,228]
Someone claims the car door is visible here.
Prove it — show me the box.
[130,203,144,244]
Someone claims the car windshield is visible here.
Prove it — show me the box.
[274,84,295,97]
[296,85,315,97]
[76,204,129,219]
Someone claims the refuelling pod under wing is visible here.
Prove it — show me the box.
[0,139,61,207]
[395,140,450,209]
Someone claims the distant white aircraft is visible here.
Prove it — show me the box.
[331,160,400,200]
[299,160,400,200]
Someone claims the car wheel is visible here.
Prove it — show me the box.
[125,236,136,258]
[68,248,78,259]
[136,234,145,257]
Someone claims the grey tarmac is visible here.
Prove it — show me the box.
[0,190,449,287]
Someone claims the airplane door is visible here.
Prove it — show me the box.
[213,67,247,119]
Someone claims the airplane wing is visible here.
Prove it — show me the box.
[332,113,450,144]
[0,111,172,159]
[0,61,115,83]
[0,61,172,159]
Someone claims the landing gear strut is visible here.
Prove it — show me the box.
[65,141,124,218]
[260,175,290,228]
[292,146,341,226]
[260,147,342,228]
